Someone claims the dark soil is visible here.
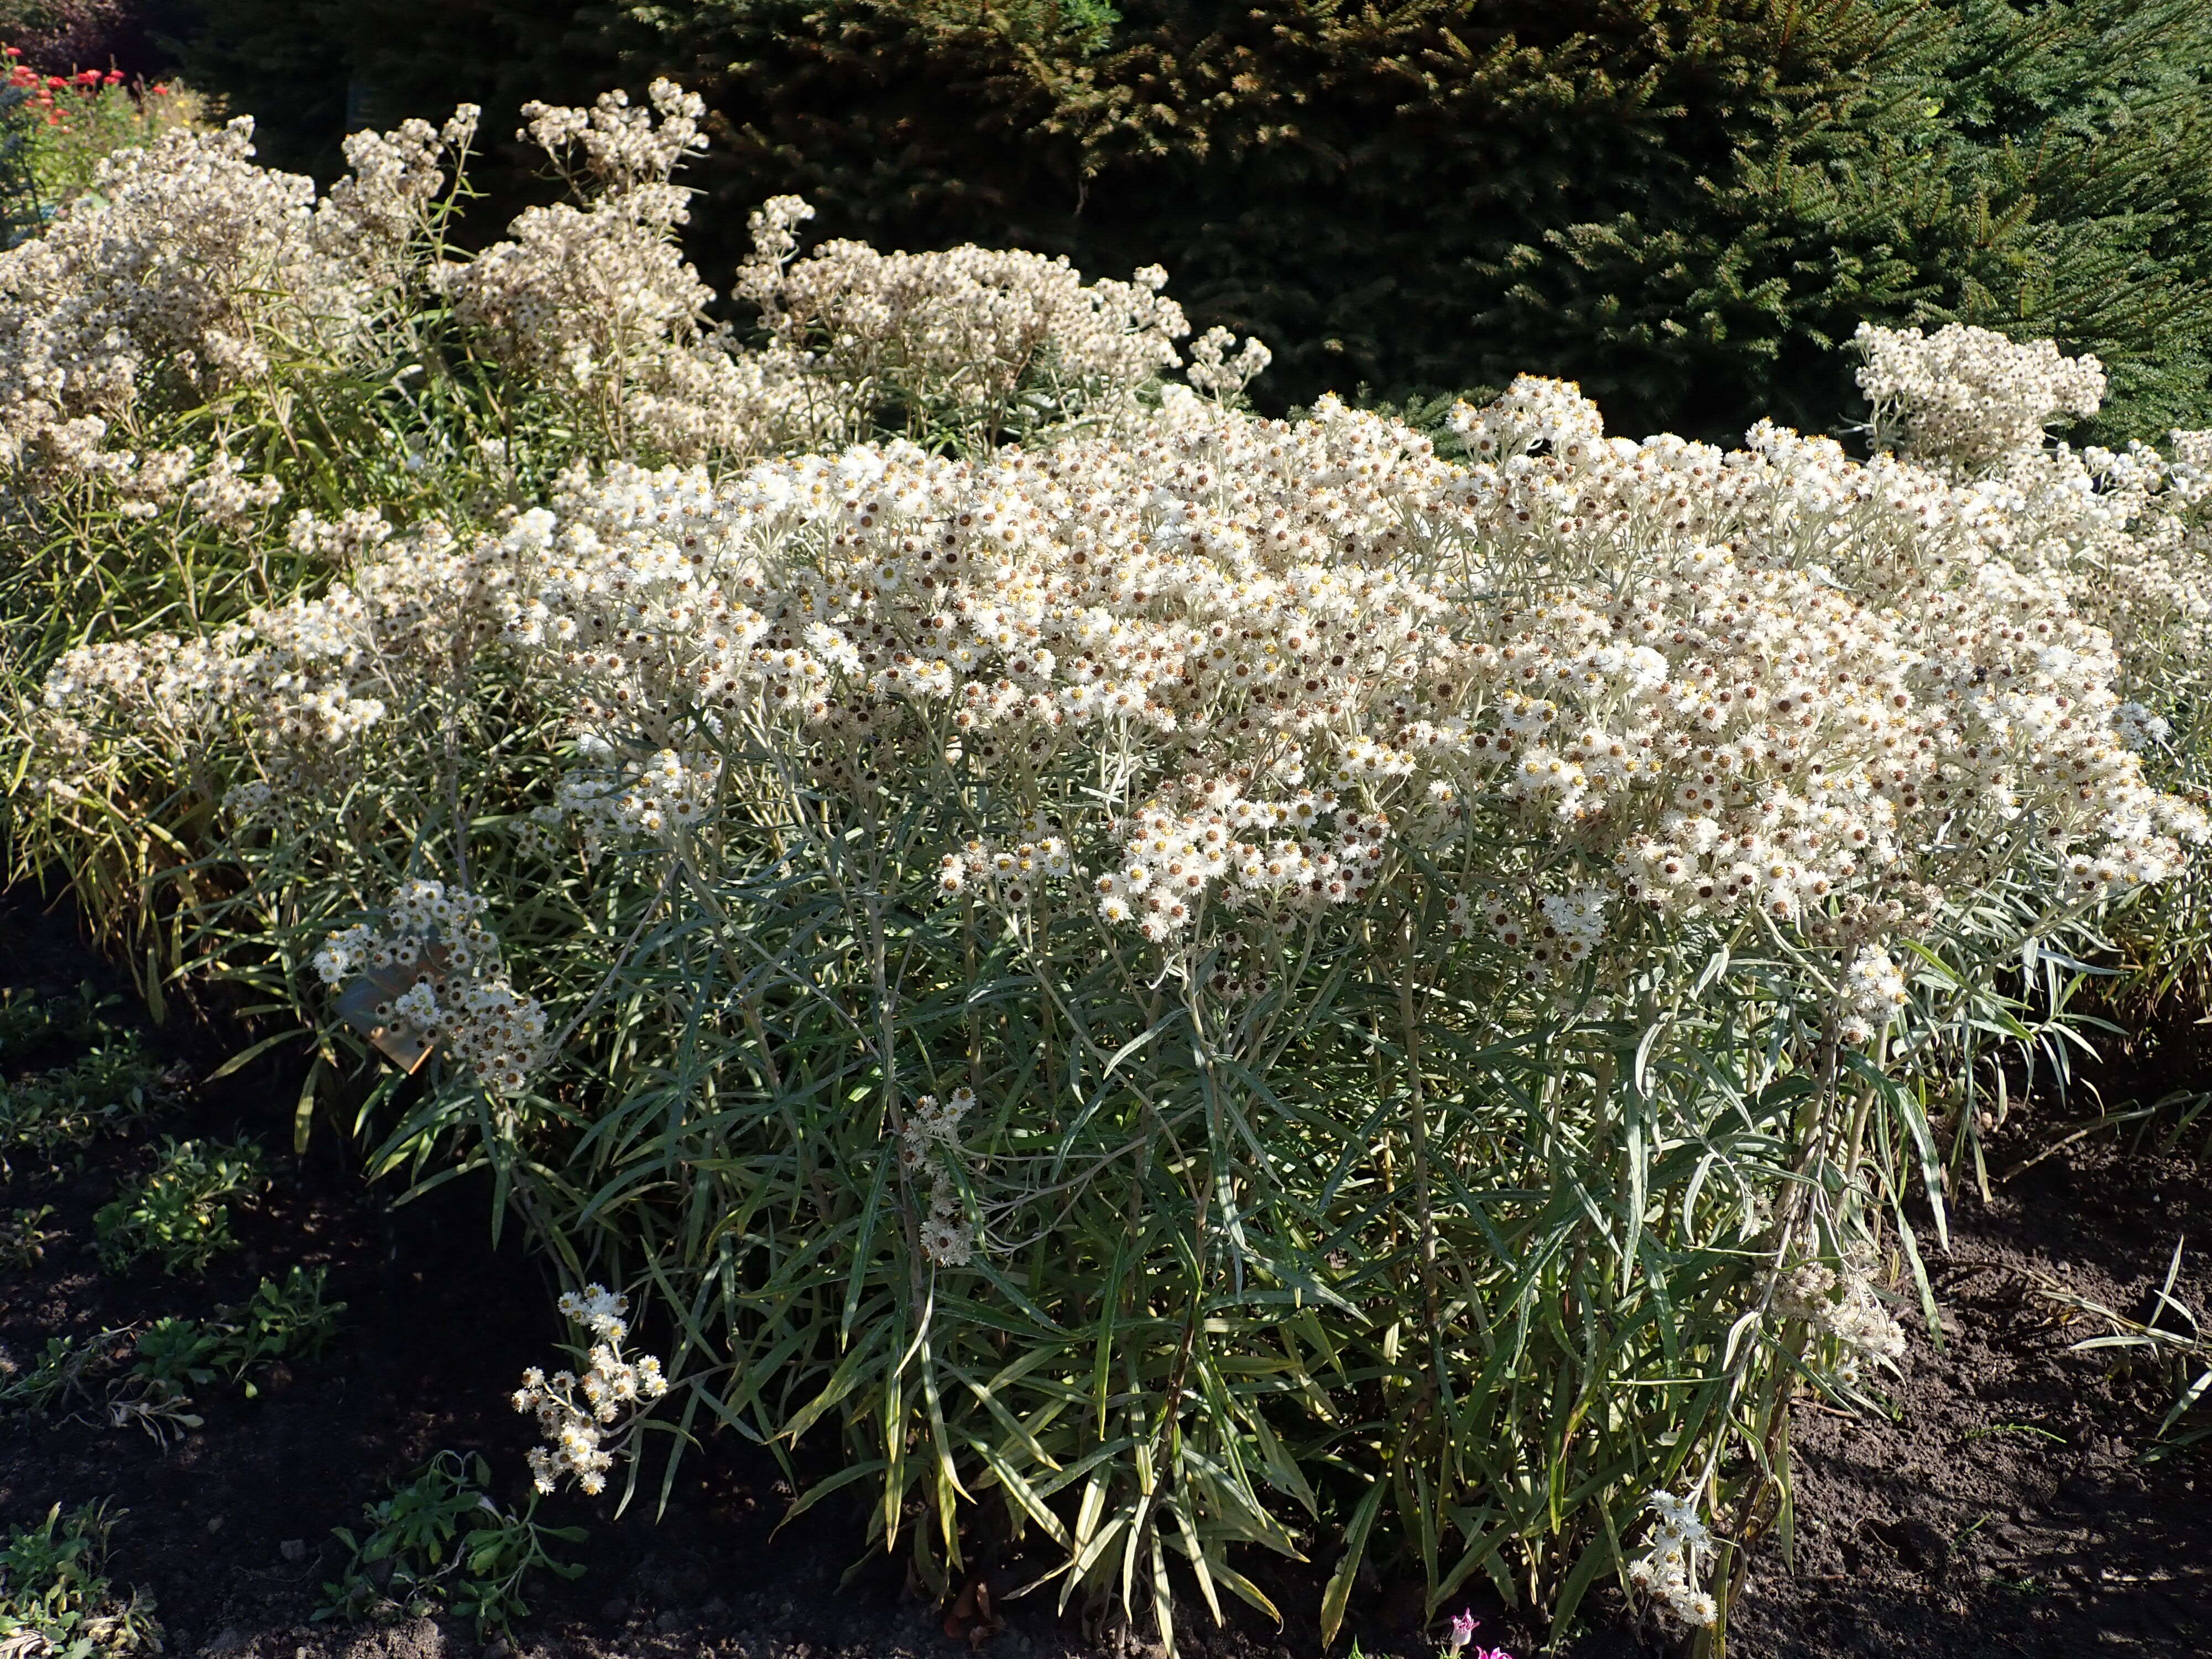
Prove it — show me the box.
[4,882,2210,1659]
[1729,1117,2212,1656]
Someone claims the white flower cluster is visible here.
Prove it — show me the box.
[0,118,376,470]
[1846,325,2212,716]
[1839,944,1909,1045]
[183,447,284,529]
[435,81,787,461]
[549,747,724,859]
[286,505,394,565]
[34,512,532,800]
[898,1088,978,1267]
[467,376,2201,975]
[317,106,481,285]
[520,82,708,193]
[513,1284,670,1496]
[1185,325,1273,401]
[34,415,197,517]
[0,76,1218,497]
[1629,1491,1718,1627]
[1855,321,2107,469]
[735,195,1193,443]
[312,879,546,1093]
[1773,1254,1908,1382]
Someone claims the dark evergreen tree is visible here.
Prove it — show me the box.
[155,0,2212,442]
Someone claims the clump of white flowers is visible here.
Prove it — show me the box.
[735,194,1195,445]
[429,86,1211,463]
[1850,324,2212,717]
[898,1088,978,1267]
[434,81,785,461]
[312,879,547,1093]
[1773,1253,1908,1383]
[33,509,534,808]
[1629,1490,1718,1627]
[1856,321,2107,469]
[473,375,2202,978]
[1181,324,1272,402]
[513,1284,670,1496]
[0,118,362,470]
[1839,945,1910,1045]
[18,82,2212,1652]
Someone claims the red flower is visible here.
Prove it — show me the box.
[103,70,123,85]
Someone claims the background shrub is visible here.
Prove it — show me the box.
[146,0,2212,445]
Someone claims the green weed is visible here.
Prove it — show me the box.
[0,1504,163,1659]
[0,1332,132,1417]
[1,1042,165,1175]
[317,1452,585,1634]
[0,1206,58,1270]
[92,1136,264,1275]
[132,1267,346,1397]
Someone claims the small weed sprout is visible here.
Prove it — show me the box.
[317,1452,585,1634]
[107,1319,215,1443]
[216,1266,345,1392]
[0,1331,133,1417]
[0,1504,163,1659]
[92,1135,264,1274]
[0,1041,165,1175]
[0,1206,57,1270]
[0,990,54,1057]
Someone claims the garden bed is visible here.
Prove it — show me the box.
[3,885,2206,1659]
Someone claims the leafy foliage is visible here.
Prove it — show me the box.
[0,1330,132,1416]
[0,1505,163,1659]
[132,1267,346,1395]
[0,1203,58,1267]
[91,1134,263,1273]
[4,65,2210,1651]
[317,1452,586,1634]
[0,1024,165,1174]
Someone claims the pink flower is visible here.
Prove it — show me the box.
[1446,1611,1477,1653]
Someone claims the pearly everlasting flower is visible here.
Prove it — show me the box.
[1841,946,1909,1039]
[1773,1252,1907,1383]
[1186,325,1271,400]
[316,879,547,1093]
[515,1283,670,1495]
[900,1087,978,1267]
[1856,322,2106,471]
[455,375,2204,984]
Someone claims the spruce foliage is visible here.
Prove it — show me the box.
[160,0,2212,440]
